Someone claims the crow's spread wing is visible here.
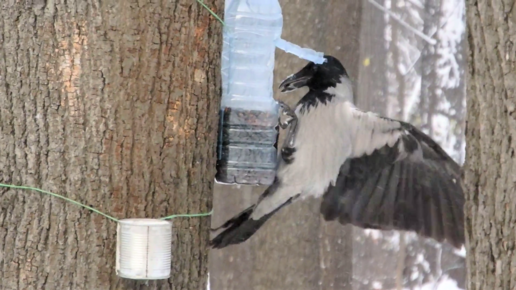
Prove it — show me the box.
[320,113,464,247]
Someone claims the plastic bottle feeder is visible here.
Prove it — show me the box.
[116,219,173,280]
[215,0,324,187]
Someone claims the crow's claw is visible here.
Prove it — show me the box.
[278,101,297,118]
[279,119,291,129]
[276,100,299,160]
[278,101,297,130]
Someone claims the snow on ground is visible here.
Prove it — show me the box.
[369,275,461,290]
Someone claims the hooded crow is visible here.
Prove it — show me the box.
[211,55,464,249]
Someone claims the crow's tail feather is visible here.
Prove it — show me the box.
[210,205,254,232]
[210,206,268,249]
[210,195,298,249]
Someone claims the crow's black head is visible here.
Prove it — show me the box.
[279,55,348,93]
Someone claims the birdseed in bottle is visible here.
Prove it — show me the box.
[215,107,279,185]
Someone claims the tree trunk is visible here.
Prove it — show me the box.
[418,0,440,133]
[210,0,360,289]
[357,0,388,116]
[0,0,222,289]
[465,0,516,289]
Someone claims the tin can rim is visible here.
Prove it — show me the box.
[118,218,171,227]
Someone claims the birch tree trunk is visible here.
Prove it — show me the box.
[465,0,516,289]
[0,0,222,289]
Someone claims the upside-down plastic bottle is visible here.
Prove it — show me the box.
[216,0,283,186]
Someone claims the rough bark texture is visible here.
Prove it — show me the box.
[209,0,360,289]
[465,0,516,289]
[0,0,222,289]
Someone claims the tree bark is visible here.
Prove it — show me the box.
[210,0,360,289]
[465,0,516,289]
[0,0,222,289]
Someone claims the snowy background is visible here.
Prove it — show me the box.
[353,0,466,289]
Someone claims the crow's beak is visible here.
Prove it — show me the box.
[279,66,314,93]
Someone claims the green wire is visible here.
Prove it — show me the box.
[0,0,225,225]
[0,183,213,222]
[161,209,214,220]
[196,0,225,25]
[0,183,120,222]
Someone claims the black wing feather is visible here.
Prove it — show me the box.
[320,121,464,248]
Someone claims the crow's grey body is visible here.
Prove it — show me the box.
[252,77,401,219]
[211,55,464,249]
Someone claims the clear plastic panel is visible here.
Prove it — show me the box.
[216,0,283,185]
